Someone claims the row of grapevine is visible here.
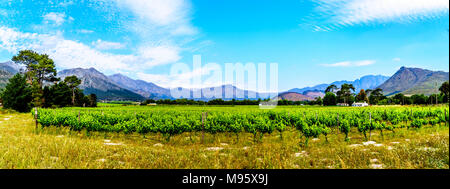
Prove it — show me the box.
[33,106,449,143]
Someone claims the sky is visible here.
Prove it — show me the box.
[0,0,449,92]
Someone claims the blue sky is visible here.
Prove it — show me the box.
[0,0,449,92]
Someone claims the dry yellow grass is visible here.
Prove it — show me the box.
[0,111,448,169]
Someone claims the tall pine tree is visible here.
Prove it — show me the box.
[1,74,32,112]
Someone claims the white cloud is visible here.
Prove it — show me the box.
[138,46,181,67]
[78,29,94,34]
[0,26,181,74]
[58,1,74,7]
[105,0,197,36]
[0,9,7,17]
[92,39,125,50]
[321,60,376,67]
[309,0,449,31]
[137,66,220,89]
[393,58,401,62]
[43,12,67,26]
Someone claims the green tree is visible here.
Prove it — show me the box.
[411,94,428,105]
[0,74,32,112]
[12,50,58,107]
[74,88,89,107]
[337,84,355,104]
[64,76,82,105]
[325,84,337,93]
[42,82,72,108]
[355,89,368,102]
[88,94,98,107]
[439,81,449,103]
[368,88,385,105]
[323,92,337,106]
[314,96,323,105]
[393,93,406,105]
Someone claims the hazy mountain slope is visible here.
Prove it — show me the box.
[378,67,449,96]
[0,61,20,89]
[176,85,276,101]
[0,61,21,74]
[276,92,314,101]
[288,75,389,94]
[108,74,171,99]
[58,68,145,101]
[0,70,13,88]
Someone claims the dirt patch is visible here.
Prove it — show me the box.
[104,142,123,146]
[206,147,224,151]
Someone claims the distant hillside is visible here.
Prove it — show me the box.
[288,75,389,94]
[377,67,449,96]
[0,61,21,74]
[108,74,171,99]
[182,85,276,101]
[58,68,145,101]
[303,90,325,99]
[276,92,314,101]
[0,70,13,88]
[0,61,20,89]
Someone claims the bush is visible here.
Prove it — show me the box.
[0,74,33,112]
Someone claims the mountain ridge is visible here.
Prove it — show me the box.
[288,74,390,94]
[58,68,146,101]
[377,67,449,96]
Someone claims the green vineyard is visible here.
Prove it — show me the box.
[33,106,449,144]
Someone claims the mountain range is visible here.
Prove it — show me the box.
[59,68,276,101]
[287,75,390,94]
[0,61,448,101]
[378,67,449,96]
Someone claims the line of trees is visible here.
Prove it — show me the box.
[0,50,97,112]
[140,98,325,106]
[321,82,449,106]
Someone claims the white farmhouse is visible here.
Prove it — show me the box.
[352,102,369,107]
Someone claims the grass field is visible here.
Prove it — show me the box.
[0,105,448,169]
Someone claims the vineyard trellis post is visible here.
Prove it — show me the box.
[369,112,372,140]
[337,113,339,134]
[78,111,80,123]
[34,107,38,129]
[201,112,208,144]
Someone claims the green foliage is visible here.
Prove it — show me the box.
[368,88,385,105]
[1,74,32,112]
[12,50,58,107]
[323,92,337,106]
[355,89,368,103]
[64,75,82,105]
[34,105,449,144]
[439,81,449,103]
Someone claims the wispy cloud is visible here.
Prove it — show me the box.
[101,0,197,36]
[137,65,220,89]
[0,26,182,74]
[43,12,67,26]
[393,57,401,62]
[77,29,94,34]
[308,0,449,31]
[321,60,376,67]
[92,39,126,50]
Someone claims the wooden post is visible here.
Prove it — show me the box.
[445,109,448,126]
[337,113,339,134]
[78,111,80,123]
[369,112,372,140]
[201,112,205,143]
[34,107,38,129]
